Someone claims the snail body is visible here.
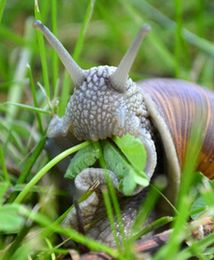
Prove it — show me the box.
[34,21,214,244]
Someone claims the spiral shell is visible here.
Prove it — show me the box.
[139,78,214,180]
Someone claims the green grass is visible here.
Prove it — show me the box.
[0,0,213,259]
[34,0,50,98]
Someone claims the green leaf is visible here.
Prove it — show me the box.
[64,135,149,195]
[113,134,149,185]
[0,204,25,233]
[122,172,137,196]
[133,173,150,187]
[103,141,129,179]
[190,196,206,219]
[103,141,149,195]
[12,244,32,260]
[202,184,214,216]
[65,143,101,180]
[209,179,214,189]
[113,134,147,174]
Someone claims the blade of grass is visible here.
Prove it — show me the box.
[0,0,7,22]
[119,0,176,72]
[176,232,214,260]
[107,186,137,258]
[0,182,10,205]
[132,0,214,57]
[154,198,191,260]
[14,141,89,204]
[102,189,121,249]
[104,176,126,248]
[40,0,50,22]
[6,18,33,123]
[174,0,183,77]
[40,204,75,240]
[45,238,56,260]
[0,25,31,46]
[38,248,69,258]
[18,136,46,184]
[184,32,214,57]
[51,0,58,95]
[58,72,70,116]
[2,223,32,260]
[201,58,214,89]
[4,102,51,115]
[176,115,205,208]
[130,186,160,241]
[37,81,53,112]
[0,121,29,156]
[27,64,44,134]
[154,116,205,259]
[196,0,205,37]
[20,206,118,258]
[0,143,10,183]
[98,142,126,250]
[34,0,51,98]
[0,133,22,162]
[131,216,173,241]
[73,0,96,61]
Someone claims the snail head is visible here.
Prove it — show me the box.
[34,21,151,141]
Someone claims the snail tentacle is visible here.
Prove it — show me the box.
[34,20,85,87]
[110,25,151,92]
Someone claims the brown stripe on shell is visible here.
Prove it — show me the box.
[138,79,214,180]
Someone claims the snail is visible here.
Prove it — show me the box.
[34,20,214,245]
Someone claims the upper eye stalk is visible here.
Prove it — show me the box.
[109,24,151,92]
[33,20,85,87]
[33,20,151,92]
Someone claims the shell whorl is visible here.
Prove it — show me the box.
[139,78,214,180]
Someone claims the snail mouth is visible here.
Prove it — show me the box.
[86,122,120,141]
[87,112,129,141]
[72,107,141,142]
[72,121,125,142]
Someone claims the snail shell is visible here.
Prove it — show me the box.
[141,79,214,178]
[139,78,214,203]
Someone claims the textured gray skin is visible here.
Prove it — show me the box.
[47,65,157,245]
[48,66,151,140]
